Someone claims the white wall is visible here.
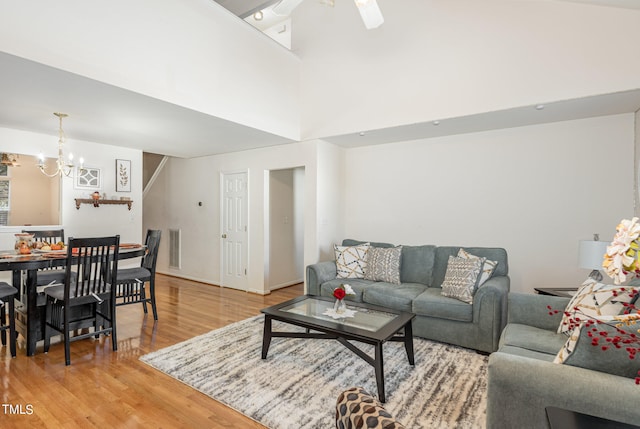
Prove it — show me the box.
[342,114,635,293]
[6,156,59,226]
[0,127,143,249]
[0,0,300,140]
[295,0,640,139]
[144,140,344,295]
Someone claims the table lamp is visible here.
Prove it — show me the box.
[578,234,610,282]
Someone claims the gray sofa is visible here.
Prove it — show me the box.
[487,292,640,428]
[306,239,510,353]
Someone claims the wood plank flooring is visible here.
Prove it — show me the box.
[0,275,304,428]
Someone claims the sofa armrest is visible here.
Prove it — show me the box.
[472,275,510,351]
[476,275,509,297]
[508,292,570,331]
[306,261,337,295]
[487,352,640,429]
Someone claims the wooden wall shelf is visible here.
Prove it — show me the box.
[75,198,133,210]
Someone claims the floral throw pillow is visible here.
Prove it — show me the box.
[441,255,485,304]
[457,249,498,286]
[557,278,640,335]
[334,243,370,279]
[364,246,402,284]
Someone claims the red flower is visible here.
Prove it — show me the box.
[333,288,346,300]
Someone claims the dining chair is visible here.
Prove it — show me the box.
[115,230,161,320]
[43,235,120,366]
[23,229,66,287]
[0,282,18,358]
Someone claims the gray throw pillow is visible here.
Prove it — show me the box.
[441,255,485,304]
[365,246,402,284]
[554,315,640,379]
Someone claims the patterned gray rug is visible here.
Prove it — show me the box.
[140,316,487,429]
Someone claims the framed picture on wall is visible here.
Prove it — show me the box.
[74,167,101,189]
[116,159,131,192]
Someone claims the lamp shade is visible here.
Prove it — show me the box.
[578,240,609,270]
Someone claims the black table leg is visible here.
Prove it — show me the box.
[261,315,272,359]
[404,321,415,365]
[374,342,385,403]
[25,269,39,356]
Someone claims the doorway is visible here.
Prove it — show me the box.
[267,167,304,290]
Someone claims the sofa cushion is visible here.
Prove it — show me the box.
[557,278,640,335]
[499,323,567,356]
[441,255,485,304]
[400,245,436,285]
[334,243,370,279]
[362,282,428,312]
[412,288,473,322]
[320,278,376,303]
[365,246,402,284]
[342,239,394,248]
[497,344,557,362]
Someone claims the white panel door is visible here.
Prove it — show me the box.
[221,172,248,291]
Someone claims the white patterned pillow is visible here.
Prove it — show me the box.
[557,278,640,335]
[457,249,498,286]
[441,255,485,304]
[364,246,402,284]
[334,243,370,279]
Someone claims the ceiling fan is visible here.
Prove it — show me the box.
[272,0,384,29]
[0,153,20,167]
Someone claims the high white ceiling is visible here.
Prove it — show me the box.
[0,0,639,158]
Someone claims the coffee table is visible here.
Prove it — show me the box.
[260,295,416,402]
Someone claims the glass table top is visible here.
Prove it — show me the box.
[278,297,399,333]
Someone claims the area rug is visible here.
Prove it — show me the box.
[140,316,488,429]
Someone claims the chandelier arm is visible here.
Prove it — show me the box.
[38,112,82,178]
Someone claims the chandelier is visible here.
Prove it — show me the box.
[38,112,85,178]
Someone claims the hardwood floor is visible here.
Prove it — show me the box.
[0,275,304,428]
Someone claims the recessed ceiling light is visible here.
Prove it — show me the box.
[535,104,545,110]
[432,120,440,126]
[359,132,366,136]
[253,11,263,21]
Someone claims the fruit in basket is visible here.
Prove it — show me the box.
[51,243,62,251]
[41,245,51,251]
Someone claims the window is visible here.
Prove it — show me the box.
[0,165,9,226]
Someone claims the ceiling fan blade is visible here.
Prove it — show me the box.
[272,0,306,16]
[354,0,384,29]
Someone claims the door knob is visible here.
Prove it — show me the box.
[221,234,227,239]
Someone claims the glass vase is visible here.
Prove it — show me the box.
[334,298,347,314]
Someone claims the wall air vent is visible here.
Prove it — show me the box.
[169,228,181,269]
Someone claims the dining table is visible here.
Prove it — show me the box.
[0,243,146,356]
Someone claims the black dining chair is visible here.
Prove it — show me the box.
[0,282,18,358]
[115,230,161,320]
[43,235,120,366]
[23,229,66,287]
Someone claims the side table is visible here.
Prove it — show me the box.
[534,287,578,298]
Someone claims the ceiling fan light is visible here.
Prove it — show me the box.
[0,153,12,166]
[354,0,384,29]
